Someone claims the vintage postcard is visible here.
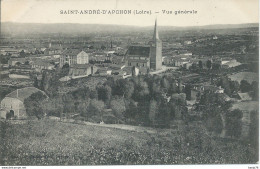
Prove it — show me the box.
[0,0,259,168]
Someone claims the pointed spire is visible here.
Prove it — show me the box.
[153,18,160,40]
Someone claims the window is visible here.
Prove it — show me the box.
[137,63,139,66]
[129,62,131,66]
[143,63,145,67]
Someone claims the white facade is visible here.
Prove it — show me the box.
[0,97,27,119]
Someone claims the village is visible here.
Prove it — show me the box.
[0,21,258,165]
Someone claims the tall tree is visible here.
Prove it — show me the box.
[110,97,126,122]
[87,99,105,120]
[24,91,48,119]
[149,99,158,125]
[198,60,203,69]
[206,60,212,70]
[226,109,243,138]
[240,80,251,93]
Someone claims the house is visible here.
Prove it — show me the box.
[96,67,112,76]
[111,56,124,65]
[43,44,63,55]
[31,59,55,71]
[237,92,252,101]
[164,55,191,67]
[68,64,97,78]
[184,40,192,45]
[0,87,47,119]
[60,49,89,67]
[212,35,218,40]
[8,58,27,66]
[90,52,107,62]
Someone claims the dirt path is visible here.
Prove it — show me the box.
[61,120,159,134]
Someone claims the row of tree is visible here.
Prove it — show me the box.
[30,73,188,127]
[217,76,258,100]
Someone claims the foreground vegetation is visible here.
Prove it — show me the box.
[0,119,258,165]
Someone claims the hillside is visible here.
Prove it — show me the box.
[0,119,257,165]
[1,22,258,35]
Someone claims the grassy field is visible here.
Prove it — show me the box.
[228,72,258,83]
[231,101,258,112]
[0,119,258,165]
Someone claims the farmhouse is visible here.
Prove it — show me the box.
[0,87,47,119]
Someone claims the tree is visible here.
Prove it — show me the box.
[15,62,21,67]
[184,84,192,100]
[125,99,138,121]
[101,45,106,50]
[132,79,150,102]
[89,89,98,99]
[123,81,135,99]
[19,50,26,57]
[219,76,231,96]
[230,81,240,93]
[240,80,251,93]
[24,91,48,119]
[157,101,170,127]
[33,77,39,88]
[87,99,105,120]
[226,109,243,138]
[149,99,158,125]
[110,98,126,122]
[198,60,203,69]
[206,60,212,69]
[251,81,258,100]
[41,96,64,118]
[62,94,76,118]
[60,63,70,77]
[160,77,170,90]
[77,101,90,120]
[97,85,112,103]
[168,80,178,95]
[24,61,30,65]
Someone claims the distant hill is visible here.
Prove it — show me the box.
[1,22,258,35]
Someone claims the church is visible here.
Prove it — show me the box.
[125,19,162,71]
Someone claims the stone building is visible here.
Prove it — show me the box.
[60,49,89,67]
[0,87,47,119]
[125,19,162,71]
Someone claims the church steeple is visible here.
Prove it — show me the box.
[153,18,160,40]
[149,19,162,70]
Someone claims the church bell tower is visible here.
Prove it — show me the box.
[149,19,162,70]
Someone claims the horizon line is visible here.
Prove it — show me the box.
[1,21,259,28]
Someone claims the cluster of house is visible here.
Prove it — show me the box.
[58,19,163,80]
[163,54,241,69]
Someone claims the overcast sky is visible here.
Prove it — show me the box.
[1,0,259,26]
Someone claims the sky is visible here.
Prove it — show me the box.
[1,0,259,26]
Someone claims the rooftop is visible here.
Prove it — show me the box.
[126,46,150,57]
[5,87,47,102]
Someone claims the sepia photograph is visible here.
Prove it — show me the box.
[0,0,259,167]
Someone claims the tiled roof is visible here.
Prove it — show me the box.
[32,59,54,67]
[9,57,26,62]
[5,87,47,102]
[126,46,150,57]
[238,92,252,101]
[128,59,149,63]
[62,49,83,56]
[70,64,92,69]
